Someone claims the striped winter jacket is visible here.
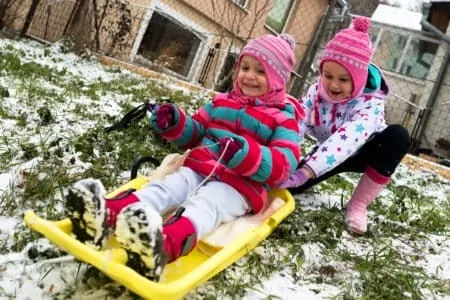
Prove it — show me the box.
[150,92,303,213]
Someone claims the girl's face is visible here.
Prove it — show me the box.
[320,61,353,102]
[236,55,268,97]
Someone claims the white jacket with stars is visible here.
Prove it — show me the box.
[298,74,389,177]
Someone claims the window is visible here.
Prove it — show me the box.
[265,0,294,33]
[401,39,439,79]
[233,0,249,9]
[372,30,408,73]
[138,11,202,77]
[371,25,440,80]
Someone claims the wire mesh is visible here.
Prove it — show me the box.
[1,0,449,158]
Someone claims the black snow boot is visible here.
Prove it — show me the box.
[65,178,110,249]
[115,202,166,281]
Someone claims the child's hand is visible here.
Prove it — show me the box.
[155,104,175,129]
[278,168,309,188]
[218,137,242,164]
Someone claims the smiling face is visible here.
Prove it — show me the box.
[236,55,268,98]
[320,61,353,102]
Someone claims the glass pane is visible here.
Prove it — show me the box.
[399,39,439,79]
[371,30,408,73]
[138,12,201,77]
[265,0,294,33]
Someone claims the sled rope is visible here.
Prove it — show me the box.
[170,139,233,214]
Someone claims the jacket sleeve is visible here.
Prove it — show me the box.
[226,112,302,187]
[150,103,211,149]
[304,97,386,177]
[298,84,317,140]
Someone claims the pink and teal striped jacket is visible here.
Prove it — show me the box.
[150,92,303,213]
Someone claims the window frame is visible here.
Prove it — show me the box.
[264,0,296,34]
[370,22,441,80]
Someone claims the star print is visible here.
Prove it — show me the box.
[326,155,336,165]
[306,99,312,108]
[374,108,380,115]
[337,147,341,152]
[321,146,328,152]
[322,107,328,115]
[338,127,346,133]
[311,155,317,161]
[340,134,348,140]
[355,123,365,133]
[336,112,342,119]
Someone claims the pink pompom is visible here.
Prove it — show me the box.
[353,16,371,33]
[279,33,296,51]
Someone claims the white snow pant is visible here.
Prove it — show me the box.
[134,167,249,238]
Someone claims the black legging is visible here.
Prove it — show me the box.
[288,124,411,195]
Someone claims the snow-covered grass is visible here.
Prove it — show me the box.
[0,37,449,299]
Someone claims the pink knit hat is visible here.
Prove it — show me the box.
[234,34,296,101]
[320,16,373,99]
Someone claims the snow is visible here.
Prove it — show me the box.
[372,4,423,31]
[245,272,341,299]
[0,37,449,299]
[380,0,427,13]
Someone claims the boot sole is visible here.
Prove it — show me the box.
[65,179,109,248]
[115,203,166,281]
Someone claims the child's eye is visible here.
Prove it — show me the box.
[241,66,249,71]
[257,69,265,74]
[340,78,350,82]
[325,74,333,80]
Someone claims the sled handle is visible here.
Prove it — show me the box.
[130,156,161,180]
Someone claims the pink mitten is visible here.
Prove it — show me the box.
[218,137,242,164]
[155,104,175,129]
[279,169,309,188]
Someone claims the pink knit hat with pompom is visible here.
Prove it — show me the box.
[320,16,373,99]
[237,34,296,97]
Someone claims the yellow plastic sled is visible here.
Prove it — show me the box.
[24,176,294,300]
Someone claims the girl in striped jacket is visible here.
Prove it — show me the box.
[66,34,304,280]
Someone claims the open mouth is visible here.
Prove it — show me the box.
[329,90,342,97]
[243,83,259,89]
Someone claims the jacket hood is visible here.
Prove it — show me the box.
[363,63,389,99]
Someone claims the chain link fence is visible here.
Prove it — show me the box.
[1,0,449,159]
[300,8,450,160]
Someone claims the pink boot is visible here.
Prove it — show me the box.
[163,216,197,262]
[105,190,139,226]
[346,167,390,235]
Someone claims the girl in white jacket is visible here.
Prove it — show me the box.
[280,17,410,235]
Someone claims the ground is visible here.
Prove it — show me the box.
[0,37,449,299]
